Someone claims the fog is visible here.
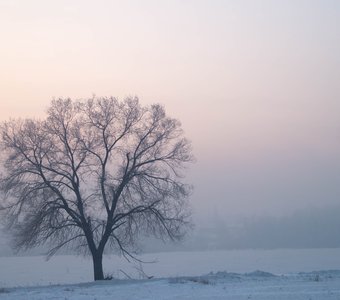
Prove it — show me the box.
[0,0,340,254]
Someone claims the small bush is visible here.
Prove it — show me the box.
[188,277,211,285]
[313,274,320,282]
[169,277,187,284]
[0,288,10,294]
[169,277,212,285]
[104,273,114,280]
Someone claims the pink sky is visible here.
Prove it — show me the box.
[1,0,340,219]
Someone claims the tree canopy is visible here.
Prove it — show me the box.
[0,97,194,280]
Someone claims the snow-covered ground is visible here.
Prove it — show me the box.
[1,270,340,299]
[1,248,340,299]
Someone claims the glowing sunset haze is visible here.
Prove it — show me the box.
[1,0,339,227]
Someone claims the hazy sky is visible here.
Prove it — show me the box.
[1,0,339,221]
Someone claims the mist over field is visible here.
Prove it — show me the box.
[0,4,340,299]
[2,204,340,256]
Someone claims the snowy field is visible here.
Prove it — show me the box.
[1,248,340,299]
[1,270,340,300]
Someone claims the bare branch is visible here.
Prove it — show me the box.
[0,96,194,281]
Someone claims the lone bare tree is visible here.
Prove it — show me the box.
[0,97,193,280]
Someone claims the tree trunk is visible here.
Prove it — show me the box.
[92,251,104,280]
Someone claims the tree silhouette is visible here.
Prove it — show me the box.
[0,97,193,280]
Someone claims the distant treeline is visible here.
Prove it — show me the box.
[1,205,340,256]
[141,205,340,252]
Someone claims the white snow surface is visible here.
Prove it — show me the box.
[1,270,340,299]
[1,249,340,299]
